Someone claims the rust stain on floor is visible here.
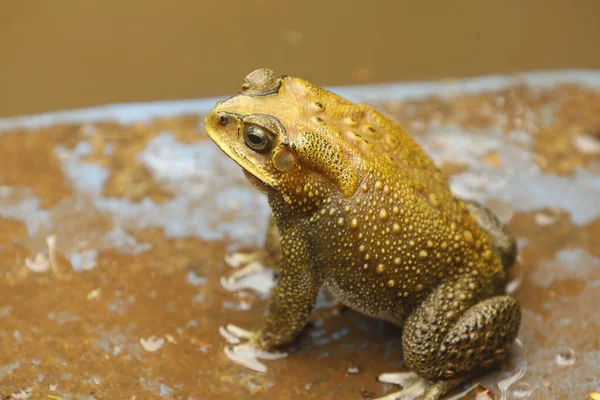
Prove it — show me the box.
[1,77,599,400]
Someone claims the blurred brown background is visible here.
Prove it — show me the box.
[1,0,599,117]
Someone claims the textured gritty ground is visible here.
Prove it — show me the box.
[1,75,599,400]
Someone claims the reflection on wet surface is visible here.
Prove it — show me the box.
[1,72,599,399]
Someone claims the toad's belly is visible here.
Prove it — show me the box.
[323,275,411,326]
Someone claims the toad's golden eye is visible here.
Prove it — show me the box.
[243,124,271,152]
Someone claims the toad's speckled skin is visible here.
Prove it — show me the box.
[205,69,521,399]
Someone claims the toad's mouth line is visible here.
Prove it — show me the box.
[205,127,276,189]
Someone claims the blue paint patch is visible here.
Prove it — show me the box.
[186,270,206,286]
[159,384,173,396]
[314,337,331,346]
[0,361,21,382]
[56,145,110,194]
[531,247,600,288]
[106,295,136,315]
[0,305,12,318]
[315,289,335,309]
[70,250,99,272]
[12,330,22,342]
[0,187,51,237]
[48,310,80,325]
[331,328,350,341]
[103,142,115,156]
[91,326,145,361]
[192,293,204,304]
[82,375,101,385]
[104,226,152,255]
[139,377,174,397]
[310,329,327,338]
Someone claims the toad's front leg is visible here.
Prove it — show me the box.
[222,230,321,369]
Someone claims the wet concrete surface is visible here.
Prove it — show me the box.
[1,72,599,399]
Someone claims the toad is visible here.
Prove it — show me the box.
[204,69,520,400]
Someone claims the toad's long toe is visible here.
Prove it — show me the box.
[221,251,276,295]
[376,371,468,400]
[378,371,422,386]
[218,324,288,373]
[374,371,428,400]
[224,251,265,269]
[221,260,269,287]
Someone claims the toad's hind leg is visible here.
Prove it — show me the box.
[463,199,517,270]
[378,276,521,400]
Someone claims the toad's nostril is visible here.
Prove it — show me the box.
[218,115,229,125]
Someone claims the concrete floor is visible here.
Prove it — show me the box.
[1,71,599,399]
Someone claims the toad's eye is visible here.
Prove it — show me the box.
[243,124,271,152]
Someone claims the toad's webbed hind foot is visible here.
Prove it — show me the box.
[375,372,458,400]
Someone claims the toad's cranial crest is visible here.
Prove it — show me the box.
[241,68,279,94]
[204,68,521,400]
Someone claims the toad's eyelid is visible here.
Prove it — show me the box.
[236,113,289,144]
[247,114,287,137]
[219,112,285,137]
[221,111,246,120]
